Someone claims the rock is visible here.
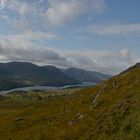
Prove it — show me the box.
[78,114,84,120]
[68,113,86,126]
[15,117,24,122]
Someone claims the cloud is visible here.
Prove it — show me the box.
[1,0,106,28]
[6,0,37,17]
[82,23,140,36]
[0,31,58,46]
[0,30,67,65]
[0,0,138,74]
[42,0,106,27]
[0,14,9,20]
[0,33,137,74]
[0,0,7,10]
[60,49,135,74]
[0,0,42,31]
[0,36,70,68]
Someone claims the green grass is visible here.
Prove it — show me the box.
[0,68,140,140]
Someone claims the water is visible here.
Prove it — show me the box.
[0,82,97,95]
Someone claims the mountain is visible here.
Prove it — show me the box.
[0,62,80,90]
[0,63,139,140]
[63,68,111,83]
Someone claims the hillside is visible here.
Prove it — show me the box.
[0,62,80,90]
[120,63,140,74]
[0,64,139,140]
[63,68,110,83]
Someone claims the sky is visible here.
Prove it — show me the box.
[0,0,140,74]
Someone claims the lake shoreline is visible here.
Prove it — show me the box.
[0,82,97,95]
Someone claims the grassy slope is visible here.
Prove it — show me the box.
[0,68,140,140]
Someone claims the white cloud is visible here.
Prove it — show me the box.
[7,0,35,16]
[0,0,106,28]
[0,0,42,31]
[0,31,58,47]
[42,0,106,27]
[82,23,140,36]
[0,0,7,10]
[0,31,69,67]
[0,32,136,74]
[0,0,138,74]
[0,30,60,62]
[59,49,136,74]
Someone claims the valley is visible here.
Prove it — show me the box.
[0,62,109,91]
[0,64,140,140]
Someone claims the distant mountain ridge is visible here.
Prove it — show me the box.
[62,68,111,83]
[0,62,80,90]
[0,62,111,91]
